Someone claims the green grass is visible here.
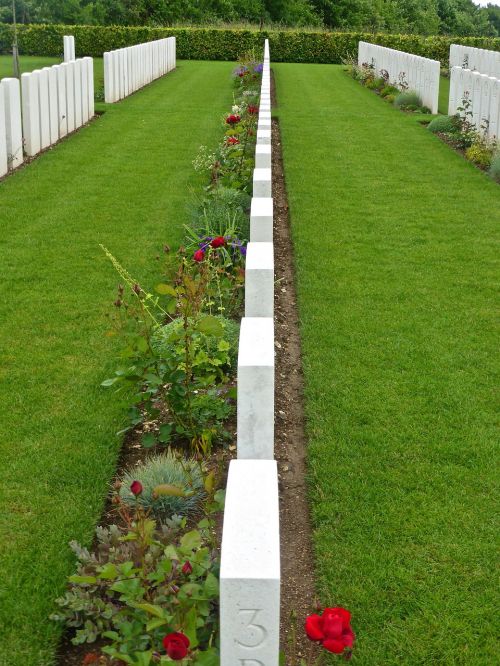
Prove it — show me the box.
[275,63,499,665]
[1,55,104,96]
[0,60,232,666]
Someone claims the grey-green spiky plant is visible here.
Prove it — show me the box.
[120,450,206,521]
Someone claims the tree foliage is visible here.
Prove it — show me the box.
[0,0,498,36]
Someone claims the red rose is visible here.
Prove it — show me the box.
[248,105,259,114]
[227,136,240,145]
[130,480,143,496]
[193,249,205,262]
[226,114,240,125]
[211,236,225,249]
[163,632,190,660]
[182,560,193,575]
[305,607,355,655]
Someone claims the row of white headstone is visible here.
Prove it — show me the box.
[63,35,76,62]
[449,44,500,80]
[0,57,94,178]
[358,40,440,114]
[104,37,176,104]
[220,40,281,666]
[449,66,500,141]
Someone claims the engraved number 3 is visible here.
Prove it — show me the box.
[236,609,268,649]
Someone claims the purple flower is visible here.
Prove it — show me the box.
[254,63,264,74]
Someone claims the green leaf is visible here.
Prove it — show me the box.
[196,315,224,337]
[204,572,219,598]
[98,563,118,580]
[159,423,173,443]
[183,606,199,648]
[155,283,177,296]
[193,648,219,666]
[68,575,97,585]
[134,602,166,618]
[101,377,118,387]
[180,530,202,552]
[146,617,169,632]
[136,337,149,353]
[142,432,157,448]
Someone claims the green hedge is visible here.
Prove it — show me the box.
[0,24,499,64]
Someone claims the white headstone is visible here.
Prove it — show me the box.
[56,64,68,137]
[253,168,272,197]
[1,78,23,169]
[65,61,76,133]
[255,143,271,169]
[237,317,274,460]
[38,68,50,150]
[220,459,280,666]
[45,67,59,144]
[0,88,8,177]
[250,198,273,243]
[256,129,271,146]
[80,58,89,123]
[21,72,41,157]
[73,59,83,128]
[85,57,95,119]
[245,242,274,319]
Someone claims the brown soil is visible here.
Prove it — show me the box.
[271,73,320,664]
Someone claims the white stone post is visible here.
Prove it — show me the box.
[80,58,89,124]
[85,57,95,119]
[245,242,274,318]
[0,88,7,177]
[253,168,272,197]
[1,78,23,169]
[220,459,280,666]
[45,67,59,144]
[21,72,41,157]
[56,64,68,137]
[237,317,274,460]
[250,198,273,243]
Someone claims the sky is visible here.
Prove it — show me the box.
[473,1,500,6]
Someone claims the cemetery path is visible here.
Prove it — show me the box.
[0,60,233,666]
[274,63,499,664]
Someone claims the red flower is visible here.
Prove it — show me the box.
[248,105,259,114]
[226,114,241,125]
[305,607,355,656]
[211,236,225,249]
[163,632,190,660]
[82,654,100,665]
[130,480,143,496]
[182,560,193,575]
[193,249,205,262]
[227,136,240,145]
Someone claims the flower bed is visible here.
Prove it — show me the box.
[51,47,266,666]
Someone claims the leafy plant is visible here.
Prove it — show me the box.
[51,481,224,665]
[119,451,207,521]
[465,143,493,169]
[153,314,239,377]
[427,115,461,134]
[380,85,399,98]
[394,90,422,109]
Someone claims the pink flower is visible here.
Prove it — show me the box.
[182,561,193,575]
[193,249,205,262]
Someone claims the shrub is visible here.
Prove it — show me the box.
[465,143,493,169]
[119,450,206,520]
[385,94,396,104]
[366,76,385,90]
[152,314,240,375]
[489,153,500,183]
[380,85,399,98]
[1,23,498,64]
[427,115,460,134]
[394,90,422,108]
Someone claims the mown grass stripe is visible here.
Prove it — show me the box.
[0,60,233,666]
[275,62,498,665]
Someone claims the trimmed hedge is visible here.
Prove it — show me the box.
[0,23,499,64]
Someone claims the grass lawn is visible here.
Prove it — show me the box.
[0,60,232,666]
[275,63,499,664]
[1,55,105,96]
